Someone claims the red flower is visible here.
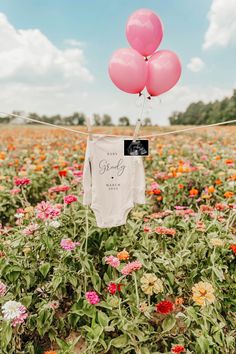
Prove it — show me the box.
[171,345,185,353]
[107,282,124,295]
[156,300,174,314]
[14,177,31,186]
[59,170,67,177]
[107,283,117,295]
[230,244,236,255]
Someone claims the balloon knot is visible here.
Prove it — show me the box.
[139,92,142,97]
[147,96,151,100]
[145,57,148,61]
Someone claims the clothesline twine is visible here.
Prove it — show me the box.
[1,111,236,139]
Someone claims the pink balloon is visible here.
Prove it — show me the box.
[108,48,147,94]
[146,50,182,96]
[126,9,163,57]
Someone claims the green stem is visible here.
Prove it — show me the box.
[84,205,89,293]
[133,272,139,309]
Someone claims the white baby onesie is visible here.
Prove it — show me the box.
[82,135,146,228]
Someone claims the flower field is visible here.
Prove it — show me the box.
[0,125,235,354]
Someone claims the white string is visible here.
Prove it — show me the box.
[139,119,236,138]
[1,111,236,139]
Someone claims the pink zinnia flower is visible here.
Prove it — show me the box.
[60,238,80,251]
[10,188,21,195]
[155,227,176,236]
[85,291,100,305]
[0,282,7,297]
[73,170,83,177]
[36,201,61,220]
[14,177,31,187]
[105,255,120,268]
[22,223,39,235]
[48,185,70,193]
[150,182,160,190]
[121,260,142,276]
[11,306,28,327]
[143,226,152,232]
[64,194,78,205]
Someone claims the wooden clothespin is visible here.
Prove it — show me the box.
[85,117,93,141]
[133,119,141,142]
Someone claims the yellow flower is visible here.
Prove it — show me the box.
[192,281,215,306]
[210,238,224,247]
[140,273,163,295]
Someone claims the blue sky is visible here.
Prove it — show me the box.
[0,0,235,124]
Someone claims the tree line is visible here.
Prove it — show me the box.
[0,111,152,126]
[169,89,236,125]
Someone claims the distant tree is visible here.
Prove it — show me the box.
[93,113,102,126]
[102,114,113,126]
[118,116,130,126]
[64,112,86,125]
[169,89,236,125]
[143,117,152,126]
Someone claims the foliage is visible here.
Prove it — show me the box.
[169,89,236,125]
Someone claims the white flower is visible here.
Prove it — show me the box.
[2,300,23,320]
[15,213,24,219]
[49,220,61,228]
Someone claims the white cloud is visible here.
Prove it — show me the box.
[0,12,93,83]
[187,57,205,72]
[203,0,236,49]
[64,39,86,47]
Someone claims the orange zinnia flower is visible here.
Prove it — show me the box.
[178,184,184,189]
[117,250,129,261]
[224,191,234,198]
[189,188,198,196]
[208,186,215,193]
[215,179,222,185]
[44,351,57,354]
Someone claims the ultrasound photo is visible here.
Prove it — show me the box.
[124,140,149,156]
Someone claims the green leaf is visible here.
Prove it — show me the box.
[1,321,12,349]
[110,334,129,348]
[39,263,51,278]
[21,294,32,307]
[197,335,210,352]
[162,316,176,332]
[97,310,109,328]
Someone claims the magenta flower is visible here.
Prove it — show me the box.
[64,194,78,205]
[85,291,100,305]
[121,260,142,276]
[14,177,31,186]
[105,255,120,268]
[60,238,80,251]
[73,170,83,177]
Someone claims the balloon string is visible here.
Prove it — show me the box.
[1,111,236,139]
